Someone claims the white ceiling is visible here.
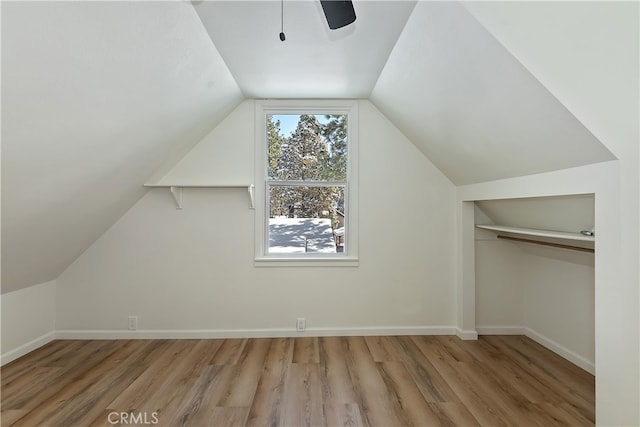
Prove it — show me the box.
[1,1,242,292]
[193,0,416,98]
[371,1,614,185]
[1,1,618,292]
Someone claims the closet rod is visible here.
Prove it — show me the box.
[497,235,595,253]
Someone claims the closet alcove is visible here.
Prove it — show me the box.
[474,194,595,374]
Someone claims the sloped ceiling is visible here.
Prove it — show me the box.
[1,0,617,293]
[1,1,243,293]
[370,1,614,185]
[476,194,594,234]
[192,1,416,98]
[462,0,638,162]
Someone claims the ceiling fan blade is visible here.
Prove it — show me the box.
[320,1,356,30]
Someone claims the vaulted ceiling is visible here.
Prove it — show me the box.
[1,1,618,292]
[192,0,417,98]
[1,1,243,292]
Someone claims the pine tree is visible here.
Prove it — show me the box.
[276,115,331,218]
[267,116,286,216]
[267,115,283,179]
[268,114,347,220]
[279,115,328,181]
[321,114,348,181]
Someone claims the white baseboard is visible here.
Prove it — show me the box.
[1,326,595,375]
[455,328,478,340]
[476,326,525,335]
[0,331,56,367]
[0,326,459,364]
[56,326,458,340]
[524,327,595,375]
[476,325,595,375]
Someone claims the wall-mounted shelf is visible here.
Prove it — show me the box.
[476,224,594,253]
[144,184,255,210]
[476,224,594,242]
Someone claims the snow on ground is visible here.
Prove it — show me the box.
[268,217,336,253]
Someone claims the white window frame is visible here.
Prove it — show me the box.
[254,100,359,266]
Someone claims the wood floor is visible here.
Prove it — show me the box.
[1,335,594,426]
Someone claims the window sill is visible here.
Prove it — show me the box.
[254,256,359,268]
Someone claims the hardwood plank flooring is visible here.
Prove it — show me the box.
[1,336,594,426]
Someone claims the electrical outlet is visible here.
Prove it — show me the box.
[296,317,306,331]
[128,316,138,331]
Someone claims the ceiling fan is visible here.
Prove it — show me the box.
[279,0,356,41]
[320,1,357,30]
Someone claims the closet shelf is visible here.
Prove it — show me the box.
[476,224,596,242]
[144,184,255,210]
[475,224,594,242]
[475,225,594,253]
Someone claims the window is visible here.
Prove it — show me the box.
[255,101,358,265]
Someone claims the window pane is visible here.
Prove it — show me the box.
[268,186,346,254]
[267,114,347,181]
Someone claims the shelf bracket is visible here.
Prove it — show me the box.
[170,186,183,209]
[248,185,255,209]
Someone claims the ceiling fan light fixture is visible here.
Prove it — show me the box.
[320,0,356,30]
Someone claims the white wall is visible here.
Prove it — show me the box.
[458,161,635,426]
[475,194,595,233]
[476,238,595,373]
[520,246,595,366]
[460,2,638,423]
[1,281,57,365]
[474,231,523,328]
[56,100,457,335]
[154,100,255,187]
[474,194,596,373]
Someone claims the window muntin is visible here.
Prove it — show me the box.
[266,114,348,256]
